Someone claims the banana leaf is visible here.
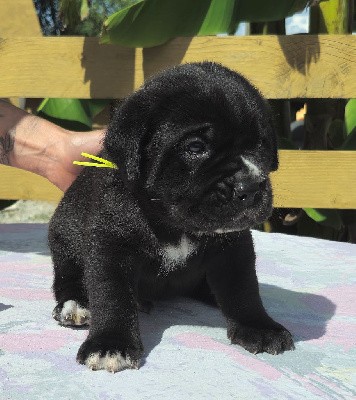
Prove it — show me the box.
[101,0,311,47]
[303,208,343,230]
[339,99,356,150]
[345,99,356,135]
[37,98,109,131]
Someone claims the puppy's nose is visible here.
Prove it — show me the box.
[233,181,262,207]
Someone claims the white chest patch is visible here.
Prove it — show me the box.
[161,234,197,270]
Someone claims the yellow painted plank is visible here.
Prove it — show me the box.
[0,37,137,99]
[0,35,355,99]
[0,0,41,37]
[0,165,62,202]
[1,151,356,208]
[271,150,356,208]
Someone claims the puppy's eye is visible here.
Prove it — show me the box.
[186,139,207,155]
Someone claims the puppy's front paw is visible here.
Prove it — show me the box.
[52,300,91,326]
[228,320,295,355]
[76,337,143,373]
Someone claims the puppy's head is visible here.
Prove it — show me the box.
[105,62,278,234]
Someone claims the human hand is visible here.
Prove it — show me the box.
[1,100,105,191]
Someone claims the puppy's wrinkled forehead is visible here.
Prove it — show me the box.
[143,62,268,142]
[146,64,257,116]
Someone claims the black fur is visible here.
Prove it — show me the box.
[49,62,294,372]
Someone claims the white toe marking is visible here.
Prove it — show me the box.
[241,156,262,178]
[86,353,102,370]
[59,300,91,326]
[61,300,76,315]
[85,352,137,373]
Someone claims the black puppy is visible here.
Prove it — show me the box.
[49,62,294,373]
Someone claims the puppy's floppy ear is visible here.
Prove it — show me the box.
[104,94,148,183]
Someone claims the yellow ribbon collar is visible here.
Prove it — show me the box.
[73,152,118,169]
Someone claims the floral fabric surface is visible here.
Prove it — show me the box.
[0,223,355,400]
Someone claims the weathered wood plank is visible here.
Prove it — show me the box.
[0,0,42,37]
[0,0,41,107]
[0,165,62,202]
[0,35,355,99]
[271,150,356,208]
[1,150,356,208]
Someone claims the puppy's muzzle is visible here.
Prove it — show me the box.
[233,180,263,207]
[215,176,267,208]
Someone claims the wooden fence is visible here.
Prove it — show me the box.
[1,1,356,208]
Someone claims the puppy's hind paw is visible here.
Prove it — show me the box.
[52,300,91,326]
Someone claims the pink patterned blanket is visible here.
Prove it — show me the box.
[0,224,355,399]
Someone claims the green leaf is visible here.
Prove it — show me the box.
[37,98,109,131]
[303,208,343,230]
[38,99,91,127]
[338,99,356,150]
[101,0,234,47]
[345,99,356,136]
[101,0,310,47]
